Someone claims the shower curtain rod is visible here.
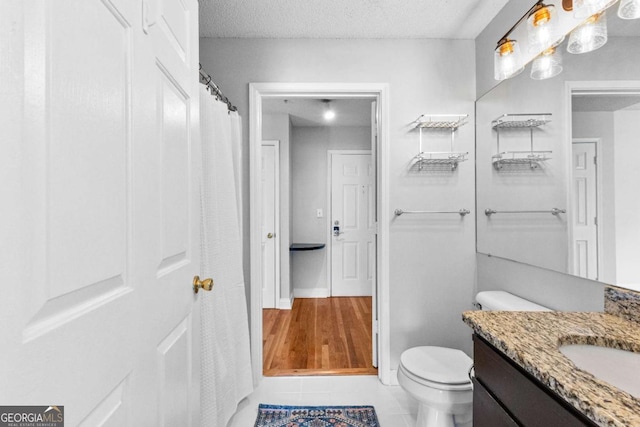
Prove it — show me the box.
[199,64,237,112]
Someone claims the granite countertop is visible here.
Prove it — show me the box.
[463,287,640,427]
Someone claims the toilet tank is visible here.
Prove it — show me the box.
[476,291,551,311]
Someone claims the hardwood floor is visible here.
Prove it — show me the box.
[263,297,378,376]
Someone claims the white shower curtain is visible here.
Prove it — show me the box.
[199,85,253,427]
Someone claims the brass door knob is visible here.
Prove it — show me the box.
[267,233,274,239]
[193,275,214,294]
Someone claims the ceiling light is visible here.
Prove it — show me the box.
[573,0,618,19]
[324,110,336,121]
[567,12,608,54]
[530,47,563,80]
[322,100,335,121]
[494,39,525,81]
[527,3,560,52]
[618,0,640,19]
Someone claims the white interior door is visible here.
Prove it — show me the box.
[1,1,201,425]
[571,141,599,280]
[331,152,375,297]
[261,141,279,308]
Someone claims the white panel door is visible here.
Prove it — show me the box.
[0,1,201,425]
[571,141,599,280]
[331,153,375,296]
[261,142,279,308]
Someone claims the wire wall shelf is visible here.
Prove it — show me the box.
[412,152,468,171]
[415,114,469,130]
[492,113,552,170]
[492,113,552,129]
[412,114,468,171]
[492,151,552,169]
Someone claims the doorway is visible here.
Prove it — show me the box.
[261,99,374,376]
[568,82,640,284]
[249,83,391,384]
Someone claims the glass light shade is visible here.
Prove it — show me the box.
[573,0,618,19]
[567,12,608,54]
[618,0,640,19]
[494,40,525,81]
[527,4,559,52]
[530,47,563,80]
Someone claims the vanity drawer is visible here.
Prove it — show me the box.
[473,335,596,427]
[473,378,518,427]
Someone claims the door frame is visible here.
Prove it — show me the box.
[326,150,373,297]
[570,138,603,279]
[261,140,281,308]
[565,80,640,276]
[249,82,391,385]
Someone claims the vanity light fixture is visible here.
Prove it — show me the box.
[494,39,525,80]
[573,0,619,19]
[322,100,335,121]
[494,0,620,81]
[527,2,560,52]
[618,0,640,18]
[567,11,608,54]
[530,46,564,79]
[494,1,562,81]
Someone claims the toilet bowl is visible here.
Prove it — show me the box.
[398,346,473,427]
[398,291,551,427]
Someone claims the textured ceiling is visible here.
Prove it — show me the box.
[199,0,510,39]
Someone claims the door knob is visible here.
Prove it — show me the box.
[267,233,274,239]
[193,275,214,294]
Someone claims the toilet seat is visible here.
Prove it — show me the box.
[400,346,473,391]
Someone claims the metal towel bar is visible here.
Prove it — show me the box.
[395,209,470,217]
[484,208,566,216]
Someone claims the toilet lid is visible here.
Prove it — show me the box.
[400,346,473,385]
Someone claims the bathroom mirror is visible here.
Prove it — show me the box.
[476,11,640,289]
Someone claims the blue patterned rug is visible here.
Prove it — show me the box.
[254,404,380,427]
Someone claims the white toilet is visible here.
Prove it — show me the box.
[397,291,551,427]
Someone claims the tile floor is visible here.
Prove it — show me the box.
[227,375,418,426]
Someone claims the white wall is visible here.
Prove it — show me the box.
[200,38,477,363]
[291,126,370,296]
[263,114,293,306]
[613,110,640,289]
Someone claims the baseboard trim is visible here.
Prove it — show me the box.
[277,296,293,310]
[293,288,330,298]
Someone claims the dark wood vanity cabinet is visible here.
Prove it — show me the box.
[472,335,597,427]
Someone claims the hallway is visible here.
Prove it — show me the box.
[263,297,377,376]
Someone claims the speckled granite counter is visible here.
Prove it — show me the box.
[463,286,640,427]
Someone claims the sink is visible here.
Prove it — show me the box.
[559,344,640,398]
